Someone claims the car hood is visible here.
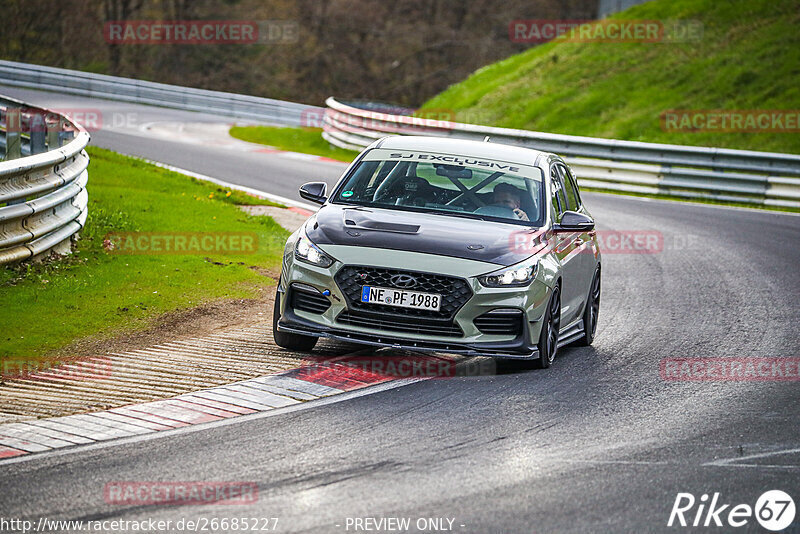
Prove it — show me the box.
[305,204,543,267]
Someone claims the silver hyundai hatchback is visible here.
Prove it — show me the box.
[274,136,601,368]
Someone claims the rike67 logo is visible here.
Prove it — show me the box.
[668,490,795,531]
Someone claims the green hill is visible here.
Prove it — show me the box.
[421,0,800,154]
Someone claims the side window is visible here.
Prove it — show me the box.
[559,164,580,211]
[550,165,567,220]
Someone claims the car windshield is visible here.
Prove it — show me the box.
[331,148,545,226]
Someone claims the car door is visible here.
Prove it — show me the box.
[549,163,583,325]
[558,163,597,306]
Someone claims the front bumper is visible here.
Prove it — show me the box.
[279,306,540,359]
[278,244,551,359]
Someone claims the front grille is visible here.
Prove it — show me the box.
[290,288,331,314]
[337,310,463,338]
[334,266,472,320]
[474,309,524,336]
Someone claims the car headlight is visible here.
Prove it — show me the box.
[294,229,335,268]
[478,258,539,288]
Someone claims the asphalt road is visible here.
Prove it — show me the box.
[1,86,798,533]
[0,85,347,203]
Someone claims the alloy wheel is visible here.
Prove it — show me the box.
[545,287,561,364]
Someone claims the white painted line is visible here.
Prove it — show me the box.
[124,402,221,425]
[556,458,672,466]
[703,447,800,467]
[218,384,300,408]
[176,394,257,415]
[81,414,156,434]
[91,412,174,432]
[254,375,344,397]
[552,457,799,471]
[165,399,240,418]
[0,435,52,453]
[0,423,94,445]
[236,380,318,401]
[281,152,322,161]
[0,428,74,449]
[141,158,319,211]
[27,420,120,441]
[57,415,142,439]
[703,463,800,470]
[193,389,285,411]
[109,407,187,428]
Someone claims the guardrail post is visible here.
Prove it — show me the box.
[29,111,47,154]
[4,107,27,205]
[58,129,75,146]
[4,107,21,160]
[46,115,61,149]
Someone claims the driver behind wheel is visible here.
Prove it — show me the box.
[491,183,529,221]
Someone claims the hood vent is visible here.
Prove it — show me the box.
[343,209,420,234]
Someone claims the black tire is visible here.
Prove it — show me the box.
[272,290,318,352]
[534,285,561,369]
[576,267,601,347]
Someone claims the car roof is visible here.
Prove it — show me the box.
[375,135,553,167]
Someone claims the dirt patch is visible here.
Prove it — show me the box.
[240,205,310,232]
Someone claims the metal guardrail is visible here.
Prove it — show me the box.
[323,98,800,209]
[0,95,90,265]
[0,60,321,127]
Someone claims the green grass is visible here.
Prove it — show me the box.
[229,125,359,162]
[421,0,800,154]
[0,147,289,361]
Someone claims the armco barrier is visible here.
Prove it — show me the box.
[0,95,89,265]
[0,60,322,126]
[322,98,800,209]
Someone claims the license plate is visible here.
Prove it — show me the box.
[360,286,441,311]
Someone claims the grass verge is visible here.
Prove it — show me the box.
[0,146,289,362]
[229,125,359,162]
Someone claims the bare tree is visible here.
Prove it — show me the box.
[2,0,599,106]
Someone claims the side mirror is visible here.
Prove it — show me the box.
[553,211,594,232]
[299,182,327,205]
